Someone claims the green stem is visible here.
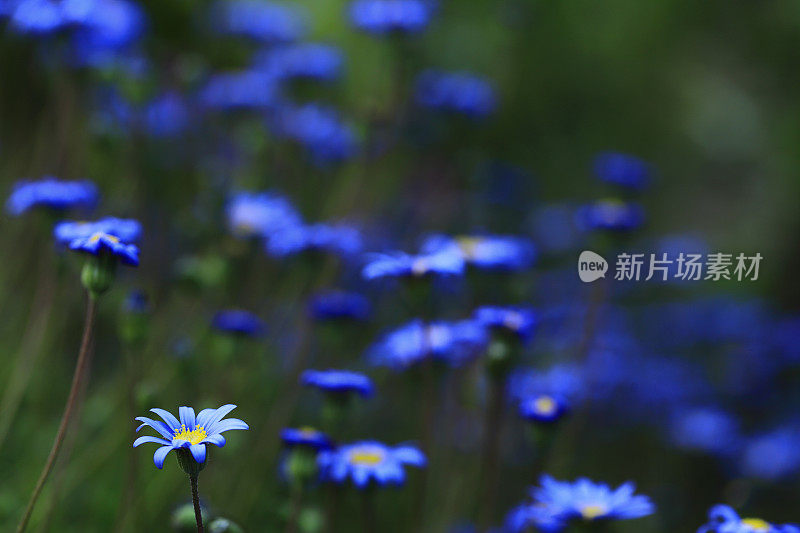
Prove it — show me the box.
[190,475,204,533]
[361,487,377,533]
[16,295,97,533]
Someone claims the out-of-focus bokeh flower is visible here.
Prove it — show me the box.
[592,151,651,191]
[474,306,538,343]
[301,369,374,397]
[271,103,358,163]
[349,0,432,35]
[266,222,362,258]
[669,407,741,457]
[211,310,265,338]
[308,290,371,321]
[69,231,139,266]
[7,177,99,216]
[518,394,569,424]
[362,248,465,280]
[422,234,536,272]
[54,217,142,245]
[199,71,279,111]
[576,199,645,232]
[212,0,305,43]
[415,70,497,118]
[697,504,800,533]
[143,92,190,138]
[504,502,565,533]
[280,427,333,450]
[318,441,426,488]
[739,425,800,481]
[253,42,343,82]
[226,191,302,239]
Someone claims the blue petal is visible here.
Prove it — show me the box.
[352,466,371,488]
[202,433,226,447]
[393,446,426,467]
[133,435,171,447]
[190,444,207,463]
[150,408,180,430]
[135,417,175,440]
[195,408,216,427]
[208,417,249,434]
[202,404,238,432]
[153,445,173,469]
[179,406,196,429]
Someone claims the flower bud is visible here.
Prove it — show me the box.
[81,253,118,297]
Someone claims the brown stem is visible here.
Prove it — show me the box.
[190,475,204,533]
[16,295,97,533]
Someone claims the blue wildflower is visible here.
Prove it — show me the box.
[317,441,426,488]
[272,104,357,163]
[71,0,145,49]
[504,503,565,533]
[69,231,139,266]
[592,152,651,191]
[576,199,645,232]
[697,504,800,533]
[9,0,65,34]
[213,0,305,43]
[532,476,655,524]
[133,405,249,468]
[253,43,343,82]
[415,70,497,118]
[368,319,488,369]
[266,223,362,258]
[422,234,536,271]
[518,394,569,424]
[507,364,585,405]
[669,407,741,456]
[226,191,302,239]
[54,217,142,246]
[199,71,279,111]
[349,0,432,35]
[123,290,149,313]
[301,369,374,397]
[281,427,333,451]
[362,248,465,280]
[474,306,538,343]
[143,92,190,138]
[740,426,800,481]
[211,310,265,337]
[308,290,371,321]
[6,177,99,216]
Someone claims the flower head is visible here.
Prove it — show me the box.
[474,306,538,343]
[266,223,363,258]
[281,427,333,451]
[69,231,139,266]
[698,504,800,533]
[54,217,142,246]
[212,0,305,43]
[593,151,650,191]
[301,369,374,397]
[423,234,536,271]
[308,290,371,321]
[518,394,570,424]
[6,177,99,216]
[271,104,358,163]
[134,404,249,469]
[576,199,645,232]
[253,42,343,82]
[349,0,432,35]
[669,407,740,456]
[211,309,265,338]
[143,92,190,138]
[505,503,565,533]
[226,191,302,239]
[532,476,654,524]
[199,71,280,111]
[362,248,465,280]
[415,70,497,118]
[318,441,426,488]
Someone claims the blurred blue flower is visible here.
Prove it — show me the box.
[266,223,362,258]
[301,369,374,397]
[10,0,69,34]
[253,43,343,82]
[272,104,357,163]
[308,290,371,321]
[504,502,565,533]
[474,306,538,343]
[199,71,279,111]
[740,425,800,481]
[532,475,654,524]
[211,310,265,337]
[69,231,139,266]
[10,0,144,44]
[281,427,333,450]
[592,152,650,191]
[576,199,645,232]
[518,394,569,424]
[349,0,432,35]
[697,504,800,533]
[134,404,249,468]
[123,289,149,313]
[6,177,99,216]
[362,248,465,280]
[226,191,302,239]
[368,319,488,369]
[54,217,142,245]
[143,92,190,138]
[212,0,305,43]
[669,407,741,456]
[317,441,426,488]
[415,70,497,118]
[507,364,585,405]
[422,234,535,271]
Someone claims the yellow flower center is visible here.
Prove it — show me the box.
[173,425,207,446]
[741,518,771,531]
[503,312,524,331]
[299,426,320,438]
[580,504,608,520]
[89,232,120,244]
[533,395,557,416]
[456,236,483,258]
[349,448,386,466]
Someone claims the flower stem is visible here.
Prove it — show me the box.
[361,487,377,533]
[190,475,205,533]
[16,295,97,533]
[477,374,506,530]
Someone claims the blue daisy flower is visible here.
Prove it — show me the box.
[301,369,374,397]
[226,191,302,239]
[415,70,497,118]
[199,71,280,111]
[532,476,654,524]
[698,504,800,533]
[518,394,570,424]
[253,42,343,82]
[592,151,650,191]
[271,104,358,163]
[740,426,800,481]
[669,407,741,456]
[317,441,426,488]
[422,234,536,271]
[349,0,432,35]
[266,223,362,258]
[507,364,585,405]
[69,231,139,266]
[281,427,333,451]
[212,0,305,43]
[133,404,249,468]
[368,319,488,369]
[6,177,99,216]
[474,306,538,343]
[9,0,64,34]
[504,503,565,533]
[576,199,645,232]
[211,310,265,338]
[362,247,465,280]
[308,290,371,321]
[54,217,142,246]
[142,92,190,138]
